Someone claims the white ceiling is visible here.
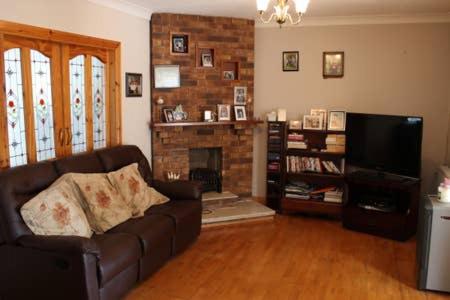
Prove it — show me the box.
[90,0,450,23]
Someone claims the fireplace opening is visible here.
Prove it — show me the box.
[189,147,222,193]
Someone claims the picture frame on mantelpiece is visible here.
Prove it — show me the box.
[217,104,231,121]
[163,109,175,123]
[234,106,247,121]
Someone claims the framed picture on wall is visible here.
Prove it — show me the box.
[234,106,247,121]
[170,32,189,55]
[283,51,299,72]
[217,104,231,121]
[323,52,344,78]
[234,86,247,105]
[125,73,142,97]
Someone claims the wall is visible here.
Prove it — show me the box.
[0,0,152,161]
[253,23,450,196]
[150,13,255,195]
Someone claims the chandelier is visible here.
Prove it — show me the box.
[257,0,310,27]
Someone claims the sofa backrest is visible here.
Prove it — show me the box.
[0,161,59,243]
[96,145,153,186]
[0,145,152,244]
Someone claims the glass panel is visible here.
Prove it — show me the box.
[69,55,87,153]
[92,57,106,149]
[4,48,27,167]
[30,50,56,162]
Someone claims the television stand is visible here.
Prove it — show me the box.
[343,171,420,241]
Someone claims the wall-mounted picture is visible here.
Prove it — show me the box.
[323,52,344,78]
[125,73,142,97]
[283,51,299,72]
[311,109,328,128]
[234,106,247,121]
[303,115,323,130]
[154,65,180,89]
[217,104,231,121]
[328,111,346,131]
[223,71,235,80]
[201,53,213,67]
[163,109,174,123]
[170,33,189,55]
[234,86,247,105]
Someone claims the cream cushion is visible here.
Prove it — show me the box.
[20,180,92,238]
[107,163,169,217]
[68,173,133,233]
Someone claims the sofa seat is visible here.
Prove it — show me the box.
[146,200,202,255]
[93,233,141,287]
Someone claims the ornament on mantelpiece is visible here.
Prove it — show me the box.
[166,171,181,181]
[156,96,164,105]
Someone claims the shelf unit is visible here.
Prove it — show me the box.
[266,121,286,210]
[280,127,346,218]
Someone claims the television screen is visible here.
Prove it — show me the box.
[346,113,423,178]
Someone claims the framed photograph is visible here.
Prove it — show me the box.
[328,111,346,131]
[154,65,180,89]
[201,53,213,67]
[223,71,235,80]
[234,86,247,105]
[217,104,231,121]
[163,109,174,123]
[170,33,189,55]
[323,52,344,78]
[234,106,247,121]
[283,51,299,72]
[311,109,327,129]
[125,73,142,97]
[303,115,323,130]
[204,110,214,122]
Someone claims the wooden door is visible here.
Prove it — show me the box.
[1,35,64,167]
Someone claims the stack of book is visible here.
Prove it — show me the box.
[287,133,307,149]
[285,181,315,200]
[325,134,346,153]
[267,162,280,172]
[324,188,343,203]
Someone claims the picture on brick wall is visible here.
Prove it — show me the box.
[163,109,174,123]
[234,86,247,105]
[323,52,344,78]
[125,73,142,97]
[217,104,231,121]
[201,53,213,67]
[223,71,235,80]
[170,33,189,55]
[283,51,299,72]
[234,106,247,121]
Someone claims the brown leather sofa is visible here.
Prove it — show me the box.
[0,145,202,300]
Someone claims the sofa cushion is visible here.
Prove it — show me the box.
[107,163,169,217]
[0,161,59,243]
[146,200,202,255]
[92,233,141,287]
[71,173,132,233]
[108,214,174,255]
[96,145,153,186]
[54,152,105,175]
[20,180,92,238]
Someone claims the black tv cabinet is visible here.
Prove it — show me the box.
[343,171,420,241]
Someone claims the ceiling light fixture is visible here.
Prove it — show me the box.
[257,0,310,27]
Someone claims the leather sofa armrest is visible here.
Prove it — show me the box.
[153,180,202,201]
[17,235,100,258]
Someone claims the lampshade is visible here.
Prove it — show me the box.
[256,0,271,11]
[293,0,310,13]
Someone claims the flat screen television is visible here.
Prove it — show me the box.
[345,113,423,178]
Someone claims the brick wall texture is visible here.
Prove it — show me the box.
[151,13,255,196]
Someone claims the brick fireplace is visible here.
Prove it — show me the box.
[150,14,255,196]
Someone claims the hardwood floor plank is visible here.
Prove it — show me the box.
[125,215,448,300]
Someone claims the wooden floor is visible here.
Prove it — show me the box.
[125,215,449,300]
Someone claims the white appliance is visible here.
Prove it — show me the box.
[417,195,450,292]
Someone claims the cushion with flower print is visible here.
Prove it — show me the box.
[20,180,92,238]
[107,163,169,218]
[70,173,133,233]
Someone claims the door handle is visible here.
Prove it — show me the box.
[65,128,72,146]
[58,128,65,147]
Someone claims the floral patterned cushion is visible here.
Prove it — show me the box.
[107,163,169,217]
[20,180,92,238]
[70,173,133,233]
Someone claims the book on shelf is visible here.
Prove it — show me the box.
[321,161,341,175]
[325,134,346,153]
[268,152,281,161]
[287,141,308,149]
[287,133,304,141]
[324,188,343,203]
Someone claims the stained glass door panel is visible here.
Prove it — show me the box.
[4,48,27,167]
[69,55,87,153]
[30,50,56,162]
[92,56,106,149]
